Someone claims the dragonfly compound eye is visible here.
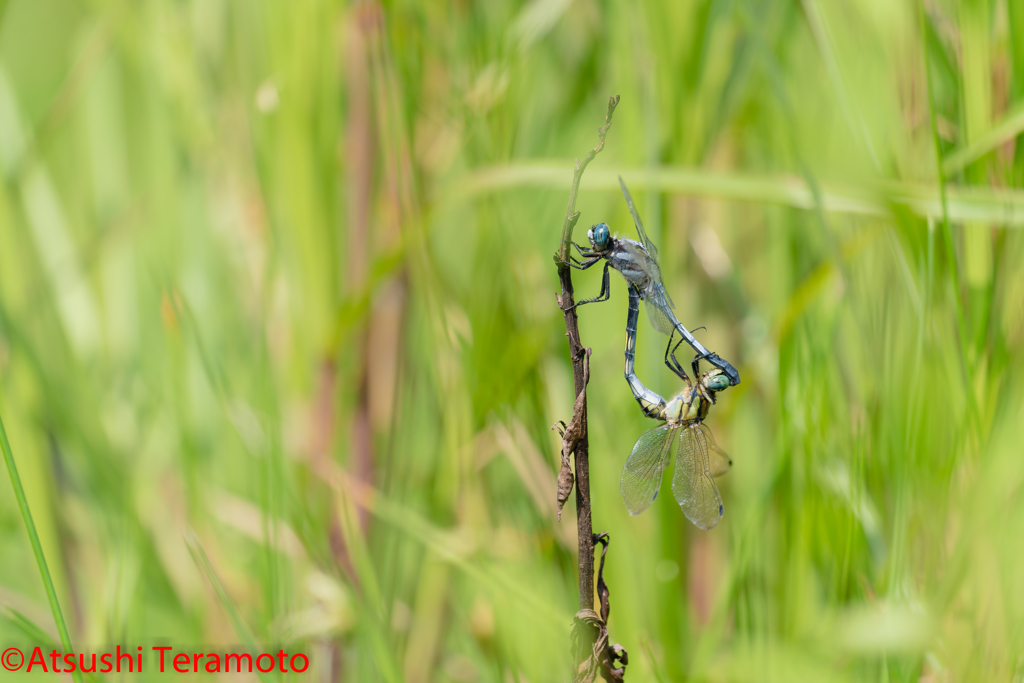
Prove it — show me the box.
[591,222,610,249]
[705,373,730,393]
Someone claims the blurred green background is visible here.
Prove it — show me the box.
[1,0,1024,680]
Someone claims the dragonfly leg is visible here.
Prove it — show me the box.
[571,242,598,259]
[672,320,742,387]
[563,255,600,271]
[691,353,720,403]
[557,243,599,269]
[565,260,611,310]
[663,330,691,384]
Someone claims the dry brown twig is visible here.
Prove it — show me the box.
[572,534,627,682]
[552,94,627,682]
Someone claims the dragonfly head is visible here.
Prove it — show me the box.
[701,369,731,396]
[587,223,611,251]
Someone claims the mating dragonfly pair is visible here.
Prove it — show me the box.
[566,178,740,530]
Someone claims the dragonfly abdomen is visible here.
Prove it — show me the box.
[625,285,668,419]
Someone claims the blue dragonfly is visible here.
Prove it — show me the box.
[566,177,740,386]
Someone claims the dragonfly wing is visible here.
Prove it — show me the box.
[621,424,678,516]
[671,425,725,530]
[700,423,733,478]
[618,176,659,262]
[643,284,679,336]
[654,279,675,311]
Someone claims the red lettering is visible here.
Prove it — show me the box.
[26,647,48,673]
[226,653,252,672]
[256,653,274,672]
[276,649,289,672]
[290,653,309,673]
[116,645,134,672]
[63,653,77,672]
[79,653,97,673]
[50,649,63,672]
[193,653,203,672]
[138,646,143,672]
[173,653,190,673]
[100,653,113,673]
[205,654,221,673]
[153,647,172,672]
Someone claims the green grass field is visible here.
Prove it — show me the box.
[1,0,1023,680]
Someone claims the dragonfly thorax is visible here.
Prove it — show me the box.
[606,239,660,292]
[664,386,706,425]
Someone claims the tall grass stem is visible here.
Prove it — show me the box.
[0,411,84,683]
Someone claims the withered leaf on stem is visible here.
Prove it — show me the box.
[552,346,591,520]
[571,533,627,683]
[593,533,613,625]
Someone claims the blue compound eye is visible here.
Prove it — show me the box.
[591,223,610,249]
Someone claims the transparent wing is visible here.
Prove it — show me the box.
[643,283,679,336]
[621,424,678,516]
[618,176,659,262]
[651,279,675,310]
[700,423,732,478]
[671,425,725,530]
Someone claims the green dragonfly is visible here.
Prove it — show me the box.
[621,283,732,530]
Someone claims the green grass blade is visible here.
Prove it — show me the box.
[942,101,1024,175]
[921,0,981,441]
[185,532,277,683]
[0,609,107,683]
[1,607,58,651]
[0,412,84,683]
[801,0,882,172]
[453,164,1024,226]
